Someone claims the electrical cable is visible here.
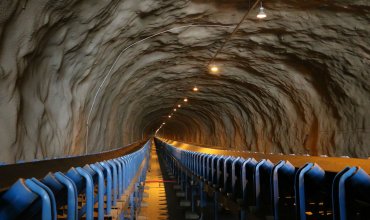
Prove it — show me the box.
[85,24,235,154]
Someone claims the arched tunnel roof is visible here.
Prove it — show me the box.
[0,0,369,162]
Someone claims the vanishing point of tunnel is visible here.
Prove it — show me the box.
[0,0,369,163]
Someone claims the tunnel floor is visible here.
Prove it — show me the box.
[138,143,186,220]
[138,142,240,220]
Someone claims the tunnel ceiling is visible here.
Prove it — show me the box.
[0,0,369,162]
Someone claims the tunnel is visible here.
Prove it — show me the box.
[0,0,369,220]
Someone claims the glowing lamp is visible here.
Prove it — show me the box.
[257,2,267,19]
[209,65,219,74]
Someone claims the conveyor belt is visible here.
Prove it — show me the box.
[0,140,151,220]
[0,140,146,191]
[156,138,370,220]
[164,139,370,173]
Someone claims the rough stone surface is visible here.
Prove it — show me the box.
[0,0,369,162]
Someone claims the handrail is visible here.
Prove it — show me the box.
[0,139,148,191]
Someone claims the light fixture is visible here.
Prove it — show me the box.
[174,108,177,111]
[209,65,219,74]
[168,115,172,118]
[178,104,181,108]
[184,98,188,102]
[257,1,267,19]
[193,86,199,92]
[162,122,166,125]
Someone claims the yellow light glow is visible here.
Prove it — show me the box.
[162,122,166,125]
[257,7,267,19]
[257,13,266,19]
[193,87,199,92]
[184,98,188,102]
[178,104,181,108]
[174,108,177,111]
[209,65,219,74]
[168,115,172,118]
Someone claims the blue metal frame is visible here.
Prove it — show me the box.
[76,167,94,220]
[271,160,295,220]
[90,163,105,220]
[100,161,113,214]
[24,178,54,220]
[54,172,78,220]
[294,163,325,220]
[157,139,370,220]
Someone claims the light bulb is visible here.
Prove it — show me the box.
[257,3,267,19]
[178,104,181,108]
[193,87,199,92]
[174,108,177,111]
[168,115,172,118]
[184,98,188,102]
[209,65,219,74]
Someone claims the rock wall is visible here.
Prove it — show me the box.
[0,0,369,162]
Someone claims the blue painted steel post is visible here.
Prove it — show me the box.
[54,172,78,220]
[191,181,196,212]
[185,174,189,200]
[114,159,123,196]
[90,164,105,220]
[108,160,118,206]
[100,161,113,214]
[199,181,206,208]
[271,160,295,220]
[295,163,325,220]
[24,179,54,220]
[76,167,94,220]
[214,191,219,220]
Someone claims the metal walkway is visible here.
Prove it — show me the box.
[138,142,200,220]
[138,145,170,219]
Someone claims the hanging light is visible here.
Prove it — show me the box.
[209,65,219,74]
[257,1,267,19]
[193,86,199,92]
[184,98,188,102]
[178,104,181,108]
